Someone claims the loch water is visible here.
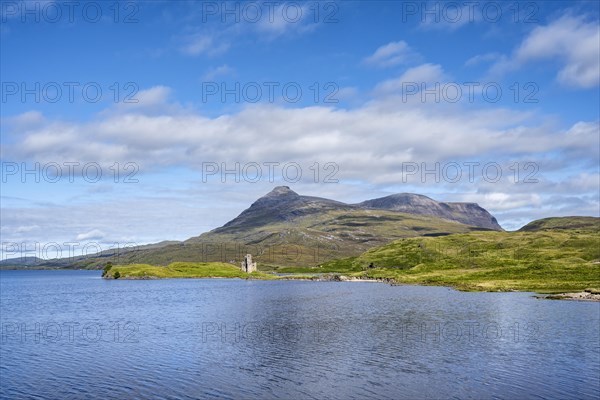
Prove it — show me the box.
[1,270,599,399]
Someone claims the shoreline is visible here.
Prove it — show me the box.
[4,269,598,301]
[536,292,600,302]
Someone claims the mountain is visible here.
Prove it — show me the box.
[62,187,499,269]
[201,187,502,234]
[0,256,46,267]
[357,193,502,230]
[212,186,355,233]
[6,187,504,269]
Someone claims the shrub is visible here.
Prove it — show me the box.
[102,262,113,277]
[113,271,121,279]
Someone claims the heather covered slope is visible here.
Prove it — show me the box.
[307,217,600,293]
[518,216,599,232]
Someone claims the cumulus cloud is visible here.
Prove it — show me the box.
[4,84,598,182]
[490,15,600,88]
[3,110,45,129]
[134,86,172,105]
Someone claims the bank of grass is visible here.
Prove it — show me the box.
[275,257,362,274]
[325,230,600,293]
[104,262,278,280]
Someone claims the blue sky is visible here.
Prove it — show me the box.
[1,1,599,260]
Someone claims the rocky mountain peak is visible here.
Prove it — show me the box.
[213,186,503,234]
[264,186,299,198]
[358,193,502,230]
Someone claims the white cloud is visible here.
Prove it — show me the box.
[3,110,45,128]
[364,41,419,68]
[76,229,105,241]
[563,121,600,155]
[490,15,600,88]
[335,86,359,101]
[254,2,318,37]
[459,192,542,211]
[465,52,501,67]
[5,86,597,183]
[202,64,235,80]
[568,173,600,191]
[14,225,40,233]
[180,33,229,56]
[135,86,171,105]
[374,63,446,93]
[106,85,191,117]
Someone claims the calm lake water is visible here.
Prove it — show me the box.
[1,270,599,400]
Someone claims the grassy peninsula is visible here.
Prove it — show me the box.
[103,262,277,280]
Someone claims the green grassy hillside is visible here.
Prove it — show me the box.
[75,209,485,269]
[518,216,600,232]
[293,218,600,293]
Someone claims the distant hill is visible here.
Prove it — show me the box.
[0,256,45,267]
[518,216,600,232]
[0,241,180,269]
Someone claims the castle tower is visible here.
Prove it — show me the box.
[241,254,257,273]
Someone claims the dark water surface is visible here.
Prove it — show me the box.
[1,270,599,399]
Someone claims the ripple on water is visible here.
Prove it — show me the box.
[1,272,599,400]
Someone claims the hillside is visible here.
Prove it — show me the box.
[518,216,600,232]
[304,217,600,293]
[0,256,46,267]
[68,187,500,269]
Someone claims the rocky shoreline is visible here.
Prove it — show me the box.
[538,291,600,302]
[316,275,600,300]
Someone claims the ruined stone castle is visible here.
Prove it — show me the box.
[241,254,257,273]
